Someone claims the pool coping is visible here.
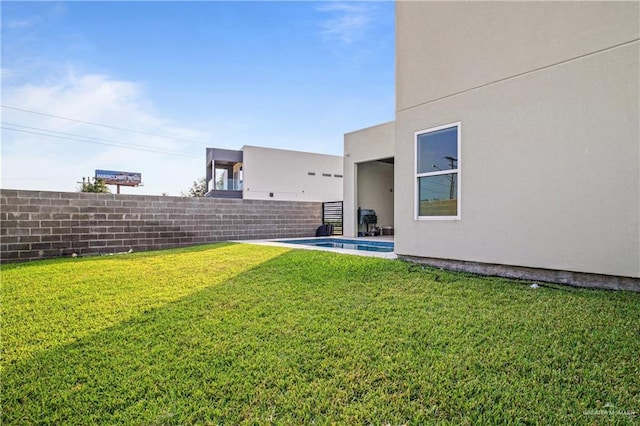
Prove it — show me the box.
[235,236,398,259]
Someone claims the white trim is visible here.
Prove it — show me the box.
[414,121,461,136]
[414,121,461,221]
[416,168,458,178]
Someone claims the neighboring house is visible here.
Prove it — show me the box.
[344,2,639,288]
[206,145,343,202]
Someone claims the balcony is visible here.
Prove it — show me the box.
[206,178,243,199]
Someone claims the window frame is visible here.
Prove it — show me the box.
[414,122,461,221]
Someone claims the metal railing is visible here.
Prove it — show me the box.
[322,201,343,236]
[215,178,243,191]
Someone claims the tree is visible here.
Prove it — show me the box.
[79,178,111,193]
[215,170,226,190]
[181,177,207,197]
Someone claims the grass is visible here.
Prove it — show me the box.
[2,243,639,425]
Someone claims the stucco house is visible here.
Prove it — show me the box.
[344,1,639,289]
[206,145,343,202]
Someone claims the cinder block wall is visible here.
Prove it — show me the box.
[0,189,322,263]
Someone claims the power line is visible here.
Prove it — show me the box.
[419,179,454,191]
[1,104,204,146]
[1,126,200,158]
[1,121,200,157]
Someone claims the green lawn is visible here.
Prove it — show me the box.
[2,243,639,424]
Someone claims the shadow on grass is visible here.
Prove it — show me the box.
[1,242,289,370]
[0,242,239,271]
[3,248,640,425]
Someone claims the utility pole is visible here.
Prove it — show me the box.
[433,157,458,199]
[444,156,457,199]
[77,177,89,191]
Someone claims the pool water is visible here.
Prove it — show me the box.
[277,238,394,253]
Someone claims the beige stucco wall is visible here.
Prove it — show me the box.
[397,1,639,112]
[343,122,395,237]
[395,2,639,278]
[241,145,343,202]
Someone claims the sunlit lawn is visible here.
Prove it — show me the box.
[2,243,639,424]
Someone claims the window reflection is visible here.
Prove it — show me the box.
[418,174,458,216]
[415,123,460,218]
[417,127,458,174]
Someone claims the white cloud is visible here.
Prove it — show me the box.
[4,17,41,29]
[316,2,378,44]
[1,2,65,30]
[1,68,17,80]
[1,69,209,196]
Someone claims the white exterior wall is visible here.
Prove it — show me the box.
[241,145,343,202]
[394,2,640,278]
[343,122,395,237]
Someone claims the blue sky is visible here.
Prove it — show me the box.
[1,1,394,195]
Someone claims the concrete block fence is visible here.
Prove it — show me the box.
[0,189,322,263]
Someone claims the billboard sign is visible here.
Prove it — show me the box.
[95,170,142,187]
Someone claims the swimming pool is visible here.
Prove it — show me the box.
[277,238,394,253]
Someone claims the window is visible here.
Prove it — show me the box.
[415,122,460,219]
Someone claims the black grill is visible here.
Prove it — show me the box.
[358,208,378,236]
[359,208,377,225]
